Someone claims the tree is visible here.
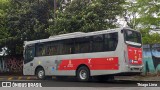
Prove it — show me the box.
[47,0,125,35]
[0,0,126,55]
[0,0,10,40]
[0,0,54,55]
[0,0,10,52]
[123,0,160,44]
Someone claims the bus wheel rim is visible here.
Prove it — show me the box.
[38,70,44,78]
[79,70,87,80]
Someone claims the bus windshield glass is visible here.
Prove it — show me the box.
[124,30,142,46]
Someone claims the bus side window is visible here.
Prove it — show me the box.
[62,39,74,54]
[109,33,118,51]
[74,37,90,53]
[92,35,103,52]
[36,44,44,56]
[104,34,109,51]
[104,32,118,51]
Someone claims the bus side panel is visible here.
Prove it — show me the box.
[32,56,76,76]
[23,60,34,75]
[90,31,126,76]
[55,30,125,76]
[58,57,119,71]
[32,54,121,76]
[30,30,129,76]
[31,30,127,76]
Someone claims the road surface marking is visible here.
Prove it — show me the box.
[27,77,30,80]
[18,77,22,80]
[8,77,13,80]
[0,78,3,80]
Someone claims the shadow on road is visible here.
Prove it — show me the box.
[44,76,157,84]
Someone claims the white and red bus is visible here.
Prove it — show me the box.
[23,27,143,81]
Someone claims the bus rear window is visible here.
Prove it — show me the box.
[124,30,142,46]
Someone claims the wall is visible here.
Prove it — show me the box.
[0,55,23,74]
[143,44,160,75]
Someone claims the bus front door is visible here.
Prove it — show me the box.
[23,44,35,75]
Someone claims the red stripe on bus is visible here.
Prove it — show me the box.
[58,57,119,70]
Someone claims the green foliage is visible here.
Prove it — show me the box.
[0,0,10,50]
[142,33,160,44]
[47,0,125,35]
[0,0,125,55]
[124,0,160,44]
[0,0,53,55]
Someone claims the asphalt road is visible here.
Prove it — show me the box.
[25,80,159,87]
[0,76,160,87]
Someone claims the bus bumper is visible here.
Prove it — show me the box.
[127,65,143,72]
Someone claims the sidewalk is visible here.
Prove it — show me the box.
[0,72,23,76]
[0,76,37,80]
[115,75,160,81]
[0,75,160,81]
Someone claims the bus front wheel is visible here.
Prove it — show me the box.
[76,66,90,82]
[36,67,46,80]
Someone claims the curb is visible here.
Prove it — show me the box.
[0,76,37,80]
[115,76,160,81]
[0,76,57,80]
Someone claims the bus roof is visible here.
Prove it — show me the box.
[24,27,135,45]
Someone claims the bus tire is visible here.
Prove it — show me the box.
[76,66,90,82]
[36,67,46,80]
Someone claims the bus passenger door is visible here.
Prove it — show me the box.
[23,44,35,75]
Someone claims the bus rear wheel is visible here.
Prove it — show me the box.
[76,66,90,82]
[36,67,46,80]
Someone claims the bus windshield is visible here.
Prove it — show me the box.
[124,30,142,46]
